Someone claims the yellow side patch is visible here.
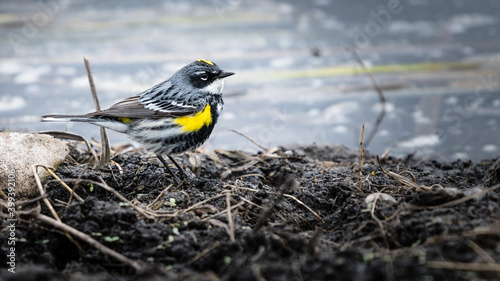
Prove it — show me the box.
[174,104,212,132]
[117,117,132,124]
[197,59,214,66]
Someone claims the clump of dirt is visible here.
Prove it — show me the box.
[1,144,500,281]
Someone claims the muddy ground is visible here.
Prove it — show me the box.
[1,143,500,281]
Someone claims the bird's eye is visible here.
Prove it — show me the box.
[200,72,208,81]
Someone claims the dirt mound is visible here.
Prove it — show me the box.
[1,144,500,280]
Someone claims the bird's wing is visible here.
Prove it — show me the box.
[86,81,206,119]
[139,81,206,116]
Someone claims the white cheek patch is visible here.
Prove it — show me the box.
[204,79,225,95]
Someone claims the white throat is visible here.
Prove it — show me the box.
[204,78,225,95]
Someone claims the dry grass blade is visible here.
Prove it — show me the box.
[36,213,142,270]
[175,193,228,216]
[147,184,174,210]
[189,241,221,264]
[427,260,500,272]
[36,165,84,203]
[466,239,496,264]
[406,183,500,210]
[283,194,324,223]
[438,183,500,207]
[226,191,236,243]
[61,178,156,220]
[230,129,267,151]
[202,201,245,222]
[33,165,83,252]
[225,183,323,223]
[33,165,62,221]
[0,189,8,200]
[377,156,431,191]
[358,123,365,192]
[84,57,110,167]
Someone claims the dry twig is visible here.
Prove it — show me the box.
[61,178,156,220]
[358,123,365,192]
[405,183,500,210]
[189,241,221,264]
[226,191,236,243]
[377,156,432,191]
[37,213,142,270]
[37,165,84,203]
[230,129,267,151]
[84,57,110,166]
[350,50,387,147]
[427,260,500,272]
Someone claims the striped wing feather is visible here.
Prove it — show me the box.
[86,81,206,118]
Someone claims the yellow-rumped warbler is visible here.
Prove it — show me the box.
[42,59,234,183]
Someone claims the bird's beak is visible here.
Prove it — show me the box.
[217,71,235,79]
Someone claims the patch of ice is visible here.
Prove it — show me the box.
[398,134,440,148]
[445,96,459,105]
[308,108,321,117]
[270,57,295,68]
[413,109,432,124]
[0,61,24,75]
[452,152,469,160]
[332,125,348,134]
[14,65,52,84]
[0,95,26,111]
[372,102,394,113]
[482,144,498,153]
[388,20,435,36]
[71,76,90,87]
[56,66,78,77]
[447,14,496,34]
[322,101,359,124]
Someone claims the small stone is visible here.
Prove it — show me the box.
[0,132,69,198]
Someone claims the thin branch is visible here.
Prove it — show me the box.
[427,260,500,272]
[189,241,221,264]
[377,156,432,191]
[230,129,268,151]
[283,194,324,223]
[358,123,365,192]
[37,213,142,270]
[33,165,83,252]
[36,165,84,203]
[350,50,386,147]
[226,191,236,243]
[84,57,110,166]
[466,239,496,264]
[61,178,156,220]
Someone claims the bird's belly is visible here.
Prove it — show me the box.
[128,118,216,155]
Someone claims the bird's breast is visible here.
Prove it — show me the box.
[173,104,213,133]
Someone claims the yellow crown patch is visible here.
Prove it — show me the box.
[197,59,214,66]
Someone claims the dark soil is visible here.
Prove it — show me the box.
[2,144,500,281]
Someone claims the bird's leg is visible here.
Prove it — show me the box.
[167,155,191,182]
[156,154,181,185]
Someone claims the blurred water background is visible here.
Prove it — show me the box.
[1,0,499,161]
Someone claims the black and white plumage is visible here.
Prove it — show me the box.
[42,59,234,182]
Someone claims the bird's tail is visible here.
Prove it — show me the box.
[41,114,93,123]
[41,114,129,133]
